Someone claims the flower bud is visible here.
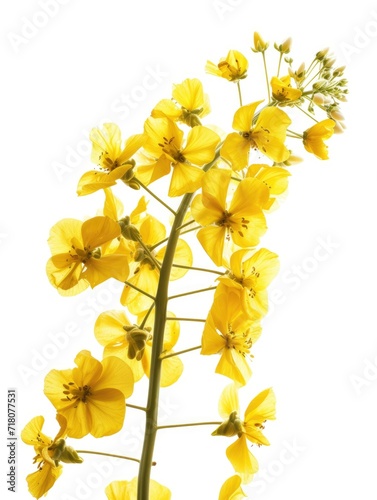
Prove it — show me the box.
[316,47,329,60]
[211,411,243,437]
[252,32,269,52]
[119,217,141,242]
[274,37,292,54]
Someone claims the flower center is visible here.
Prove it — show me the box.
[158,136,186,163]
[216,212,250,239]
[62,382,92,405]
[224,324,253,357]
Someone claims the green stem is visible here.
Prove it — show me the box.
[135,235,161,270]
[127,403,147,412]
[277,53,283,78]
[236,80,243,106]
[160,345,202,360]
[294,103,319,122]
[168,286,217,301]
[76,450,146,465]
[137,149,221,500]
[166,317,206,323]
[157,421,222,431]
[123,280,155,300]
[262,52,271,102]
[135,178,177,215]
[139,303,155,329]
[175,219,196,232]
[171,262,224,276]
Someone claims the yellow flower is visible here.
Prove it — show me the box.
[303,119,335,159]
[44,350,134,438]
[270,75,302,103]
[191,168,269,266]
[252,32,269,52]
[21,414,83,499]
[152,78,210,127]
[221,101,292,169]
[137,116,220,196]
[219,475,246,500]
[206,50,248,81]
[105,478,171,500]
[246,164,291,210]
[216,247,279,318]
[46,216,129,296]
[120,214,192,314]
[94,309,183,387]
[212,384,276,483]
[77,123,145,195]
[202,290,261,385]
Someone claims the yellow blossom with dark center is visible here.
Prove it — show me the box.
[271,75,302,103]
[151,78,210,127]
[136,116,220,197]
[212,384,276,483]
[206,50,248,81]
[77,123,145,195]
[191,168,269,266]
[21,414,82,499]
[303,119,335,159]
[46,216,129,296]
[44,350,134,438]
[202,290,261,385]
[221,101,291,169]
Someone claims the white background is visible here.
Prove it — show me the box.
[2,1,377,499]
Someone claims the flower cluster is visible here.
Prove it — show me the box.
[22,32,346,499]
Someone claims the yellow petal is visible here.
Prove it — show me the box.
[183,125,219,165]
[216,348,252,386]
[172,78,205,110]
[226,435,258,483]
[94,310,131,346]
[47,218,83,255]
[218,475,246,500]
[232,101,263,132]
[21,416,50,446]
[197,226,225,267]
[26,463,62,499]
[81,216,121,248]
[218,383,239,418]
[168,162,204,197]
[82,253,129,287]
[221,133,250,171]
[244,387,276,424]
[96,356,134,398]
[86,388,126,437]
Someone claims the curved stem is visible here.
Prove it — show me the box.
[137,191,194,499]
[157,421,222,431]
[236,80,243,106]
[171,262,224,276]
[135,178,177,215]
[160,345,202,360]
[76,450,144,465]
[123,280,155,300]
[137,149,221,500]
[168,286,217,301]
